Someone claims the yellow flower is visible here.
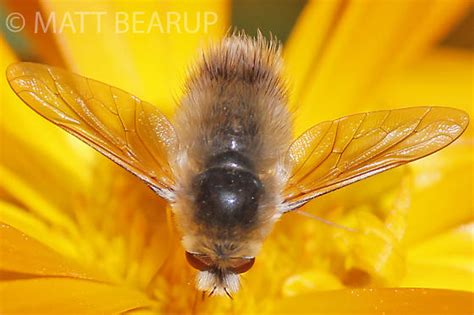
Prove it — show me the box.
[0,0,472,314]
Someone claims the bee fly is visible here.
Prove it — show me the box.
[7,33,469,296]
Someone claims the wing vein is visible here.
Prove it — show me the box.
[288,121,334,181]
[47,69,120,148]
[7,62,177,201]
[280,106,468,212]
[294,120,340,186]
[133,100,170,186]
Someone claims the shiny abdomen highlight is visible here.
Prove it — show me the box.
[193,151,263,232]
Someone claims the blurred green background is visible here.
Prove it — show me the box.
[232,0,473,49]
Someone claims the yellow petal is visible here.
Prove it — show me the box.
[284,0,471,135]
[0,278,152,314]
[375,48,473,136]
[65,161,173,288]
[0,201,82,259]
[402,263,474,294]
[2,0,67,66]
[281,168,410,288]
[0,35,91,184]
[333,209,406,287]
[282,270,344,296]
[0,103,85,245]
[403,141,473,244]
[383,48,474,244]
[0,131,87,236]
[402,222,474,291]
[283,0,343,112]
[275,288,473,314]
[0,222,105,281]
[40,0,229,115]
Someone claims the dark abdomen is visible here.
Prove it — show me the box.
[193,151,263,232]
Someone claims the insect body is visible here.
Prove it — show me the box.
[6,34,469,296]
[172,36,291,295]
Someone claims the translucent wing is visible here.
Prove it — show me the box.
[7,62,177,201]
[281,107,469,211]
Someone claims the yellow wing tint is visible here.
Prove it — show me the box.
[282,107,469,211]
[6,62,177,201]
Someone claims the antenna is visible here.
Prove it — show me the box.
[294,210,357,233]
